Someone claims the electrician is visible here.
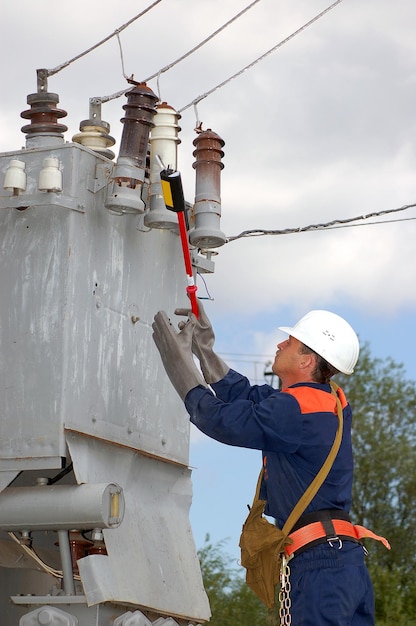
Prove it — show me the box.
[152,302,380,625]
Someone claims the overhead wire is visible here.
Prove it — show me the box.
[44,0,163,78]
[143,0,262,83]
[92,0,263,104]
[32,1,414,247]
[226,202,416,243]
[178,0,344,112]
[116,32,130,81]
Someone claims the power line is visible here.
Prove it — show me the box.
[45,0,163,78]
[226,202,416,243]
[143,0,262,83]
[93,0,263,105]
[178,0,344,113]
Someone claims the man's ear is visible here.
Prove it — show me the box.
[298,352,316,371]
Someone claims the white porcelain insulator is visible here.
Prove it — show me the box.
[4,159,27,191]
[38,156,62,192]
[72,124,116,152]
[149,104,181,184]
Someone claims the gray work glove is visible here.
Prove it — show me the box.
[174,300,229,385]
[152,310,207,401]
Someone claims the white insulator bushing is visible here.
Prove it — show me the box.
[38,156,62,192]
[150,103,181,176]
[72,123,116,160]
[144,103,181,230]
[3,159,27,192]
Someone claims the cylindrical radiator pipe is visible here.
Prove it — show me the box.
[58,530,76,596]
[0,483,124,531]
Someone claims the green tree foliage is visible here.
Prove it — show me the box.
[332,343,416,624]
[197,535,269,626]
[198,344,416,624]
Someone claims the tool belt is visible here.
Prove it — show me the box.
[285,509,391,559]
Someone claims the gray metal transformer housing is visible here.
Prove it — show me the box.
[0,141,211,624]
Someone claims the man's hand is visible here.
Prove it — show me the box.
[152,311,207,400]
[174,300,229,384]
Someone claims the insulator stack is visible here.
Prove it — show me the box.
[144,102,181,230]
[190,129,226,249]
[118,84,158,168]
[72,119,115,160]
[3,159,27,195]
[105,83,158,215]
[21,91,68,147]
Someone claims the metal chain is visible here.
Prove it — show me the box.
[279,555,292,626]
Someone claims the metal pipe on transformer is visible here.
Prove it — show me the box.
[58,530,76,596]
[0,483,124,531]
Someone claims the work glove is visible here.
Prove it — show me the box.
[174,300,229,385]
[152,310,207,401]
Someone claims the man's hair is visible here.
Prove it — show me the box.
[299,343,339,384]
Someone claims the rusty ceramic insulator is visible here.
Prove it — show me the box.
[55,531,93,575]
[105,83,159,214]
[68,531,93,574]
[190,129,226,249]
[118,83,158,168]
[21,92,68,139]
[86,528,107,556]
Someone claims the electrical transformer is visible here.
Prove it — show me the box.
[0,79,225,626]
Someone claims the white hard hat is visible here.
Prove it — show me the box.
[279,310,359,375]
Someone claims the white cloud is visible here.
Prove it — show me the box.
[2,0,416,342]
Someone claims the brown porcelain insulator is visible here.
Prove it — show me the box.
[68,531,93,574]
[190,128,226,248]
[21,92,68,138]
[192,129,225,192]
[87,542,108,556]
[118,83,158,168]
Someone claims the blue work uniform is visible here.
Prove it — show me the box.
[185,369,375,626]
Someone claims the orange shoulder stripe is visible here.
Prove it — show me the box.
[281,385,348,414]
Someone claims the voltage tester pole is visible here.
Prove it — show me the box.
[160,168,199,319]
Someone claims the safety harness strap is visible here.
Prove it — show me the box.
[285,518,391,558]
[353,524,391,550]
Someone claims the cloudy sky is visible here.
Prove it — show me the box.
[2,0,416,563]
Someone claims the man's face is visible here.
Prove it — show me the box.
[272,335,304,379]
